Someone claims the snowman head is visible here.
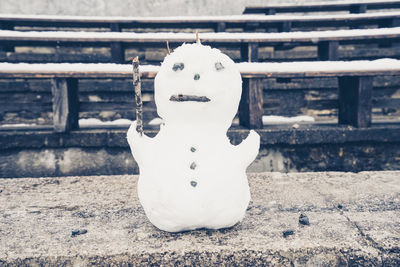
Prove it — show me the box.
[154,43,242,129]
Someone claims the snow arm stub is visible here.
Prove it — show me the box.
[127,121,154,165]
[234,130,260,168]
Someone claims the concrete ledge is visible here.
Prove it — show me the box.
[0,172,399,266]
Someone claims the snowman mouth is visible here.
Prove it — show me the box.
[169,94,211,102]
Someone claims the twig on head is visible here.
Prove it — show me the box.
[166,41,171,55]
[132,56,143,135]
[196,31,201,44]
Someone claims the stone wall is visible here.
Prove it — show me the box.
[0,0,334,17]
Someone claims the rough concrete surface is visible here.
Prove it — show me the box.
[0,171,399,266]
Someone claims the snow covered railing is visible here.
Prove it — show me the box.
[0,11,400,33]
[1,27,400,63]
[243,0,400,15]
[1,59,400,131]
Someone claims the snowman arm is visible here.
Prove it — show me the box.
[126,121,154,163]
[235,130,260,167]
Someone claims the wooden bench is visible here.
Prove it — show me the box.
[1,12,400,34]
[243,0,400,15]
[1,27,400,63]
[1,59,399,131]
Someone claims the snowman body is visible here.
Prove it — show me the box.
[127,43,260,232]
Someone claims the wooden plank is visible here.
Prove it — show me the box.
[239,78,263,128]
[215,22,226,32]
[109,23,124,63]
[278,21,292,32]
[240,43,259,62]
[349,4,367,14]
[51,78,79,132]
[0,21,14,52]
[338,76,373,128]
[317,41,339,61]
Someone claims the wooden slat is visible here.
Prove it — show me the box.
[239,78,263,128]
[51,78,79,132]
[338,76,373,127]
[317,41,339,61]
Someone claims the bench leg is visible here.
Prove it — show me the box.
[338,76,373,128]
[51,78,79,133]
[239,78,263,129]
[110,23,125,63]
[0,22,14,52]
[317,41,339,61]
[240,43,259,62]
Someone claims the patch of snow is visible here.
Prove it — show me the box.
[262,115,315,124]
[1,27,400,43]
[1,58,400,76]
[0,123,37,127]
[0,11,399,22]
[79,118,133,126]
[237,58,400,74]
[0,62,160,74]
[148,117,164,125]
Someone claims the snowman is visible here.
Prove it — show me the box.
[127,41,260,232]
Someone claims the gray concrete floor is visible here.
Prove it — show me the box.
[0,171,399,266]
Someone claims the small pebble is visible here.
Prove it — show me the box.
[337,204,343,209]
[0,189,2,193]
[71,229,88,237]
[292,123,300,129]
[190,181,197,187]
[190,147,196,152]
[71,229,80,236]
[299,213,310,226]
[283,230,294,238]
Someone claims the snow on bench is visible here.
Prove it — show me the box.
[1,58,400,78]
[243,0,400,15]
[1,11,400,24]
[0,59,399,130]
[1,27,400,62]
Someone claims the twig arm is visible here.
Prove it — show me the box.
[132,56,143,135]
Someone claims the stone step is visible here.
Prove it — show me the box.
[0,171,399,266]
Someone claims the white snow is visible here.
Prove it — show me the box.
[148,117,164,125]
[127,43,260,232]
[0,123,37,127]
[262,115,315,124]
[1,58,400,77]
[0,27,399,42]
[237,58,400,74]
[0,59,398,78]
[79,118,133,126]
[248,0,400,8]
[0,62,160,75]
[0,11,399,22]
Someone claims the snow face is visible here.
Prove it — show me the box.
[155,43,242,130]
[127,42,260,232]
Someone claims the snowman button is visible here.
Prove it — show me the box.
[194,74,200,80]
[190,162,197,170]
[190,147,196,152]
[190,181,197,187]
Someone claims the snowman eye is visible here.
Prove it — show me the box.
[172,63,184,72]
[215,62,224,71]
